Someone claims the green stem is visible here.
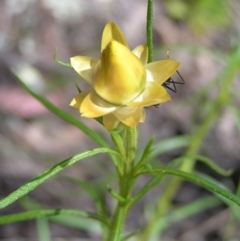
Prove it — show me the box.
[138,45,240,240]
[125,127,137,176]
[107,127,138,241]
[107,203,129,241]
[147,0,153,63]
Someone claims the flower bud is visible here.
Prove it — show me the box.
[93,40,146,105]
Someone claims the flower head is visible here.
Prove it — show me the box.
[70,22,180,130]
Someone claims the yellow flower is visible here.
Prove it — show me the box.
[70,22,180,130]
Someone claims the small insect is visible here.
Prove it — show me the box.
[163,70,185,93]
[163,49,185,93]
[146,50,185,109]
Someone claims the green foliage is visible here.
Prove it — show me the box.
[37,218,52,241]
[0,148,118,209]
[164,0,231,33]
[144,195,222,239]
[137,166,240,206]
[1,1,240,240]
[0,209,108,226]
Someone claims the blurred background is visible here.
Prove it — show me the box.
[0,0,240,240]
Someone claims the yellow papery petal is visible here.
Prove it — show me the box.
[70,90,91,108]
[94,41,146,105]
[132,45,148,65]
[103,114,119,130]
[114,106,144,127]
[101,22,129,52]
[80,91,118,118]
[70,56,98,85]
[127,82,171,107]
[146,60,180,85]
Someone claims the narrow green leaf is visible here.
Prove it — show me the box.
[122,230,141,241]
[53,50,72,68]
[106,185,126,203]
[129,151,189,209]
[153,196,221,237]
[236,180,240,198]
[230,106,240,134]
[136,136,155,169]
[13,71,108,148]
[145,163,154,174]
[150,135,190,161]
[234,180,240,220]
[194,171,240,221]
[60,176,99,201]
[20,196,42,210]
[58,175,111,237]
[0,148,118,209]
[20,196,108,233]
[139,167,240,206]
[59,175,110,233]
[128,173,165,210]
[50,215,102,232]
[111,131,126,158]
[36,218,52,241]
[170,154,232,176]
[165,195,221,224]
[0,209,108,225]
[60,176,109,214]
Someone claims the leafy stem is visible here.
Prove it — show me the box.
[106,126,138,241]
